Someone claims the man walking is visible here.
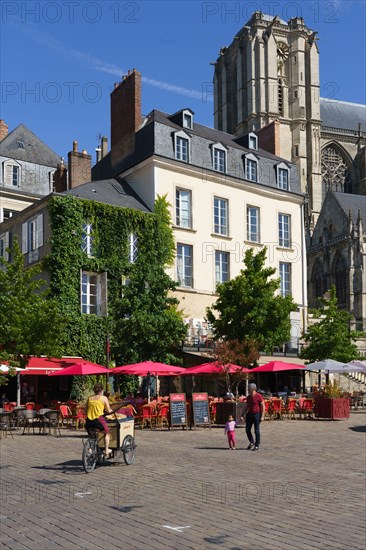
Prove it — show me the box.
[243,383,264,451]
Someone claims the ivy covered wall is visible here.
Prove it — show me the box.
[45,194,187,366]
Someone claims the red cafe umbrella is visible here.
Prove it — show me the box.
[250,361,305,373]
[48,362,110,376]
[113,361,185,376]
[182,362,250,375]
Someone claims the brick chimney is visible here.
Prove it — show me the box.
[0,120,9,141]
[53,158,68,192]
[68,140,92,188]
[111,69,142,167]
[257,120,281,156]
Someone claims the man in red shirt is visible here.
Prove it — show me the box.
[243,383,264,451]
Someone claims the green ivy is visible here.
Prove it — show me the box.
[46,194,187,392]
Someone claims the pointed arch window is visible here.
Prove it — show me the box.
[321,145,351,196]
[311,260,324,306]
[332,253,347,308]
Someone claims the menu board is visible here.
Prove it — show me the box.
[170,393,188,428]
[192,393,211,429]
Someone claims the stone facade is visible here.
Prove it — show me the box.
[213,12,366,222]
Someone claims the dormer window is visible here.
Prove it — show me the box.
[174,130,190,163]
[276,162,290,190]
[212,143,227,173]
[183,111,193,129]
[244,153,259,182]
[248,132,258,150]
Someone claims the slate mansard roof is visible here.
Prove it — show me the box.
[63,178,150,212]
[94,109,302,197]
[0,124,62,167]
[320,99,366,132]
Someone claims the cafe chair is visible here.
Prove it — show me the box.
[25,402,35,410]
[0,412,13,439]
[141,404,157,429]
[43,410,62,436]
[263,400,272,421]
[283,398,297,420]
[299,398,315,420]
[156,403,170,429]
[270,398,284,420]
[59,404,75,428]
[22,410,40,435]
[13,408,26,429]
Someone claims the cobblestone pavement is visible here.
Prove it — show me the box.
[0,412,365,550]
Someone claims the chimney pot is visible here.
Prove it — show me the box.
[73,140,78,152]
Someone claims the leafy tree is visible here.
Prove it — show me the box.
[206,247,297,352]
[0,238,64,366]
[0,350,19,387]
[300,286,361,362]
[114,196,187,365]
[213,339,259,398]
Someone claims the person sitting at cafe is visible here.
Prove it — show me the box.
[0,393,9,407]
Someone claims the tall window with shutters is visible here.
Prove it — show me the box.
[4,161,21,187]
[0,232,10,263]
[81,271,108,315]
[176,189,192,228]
[81,221,93,257]
[22,214,43,264]
[128,233,138,263]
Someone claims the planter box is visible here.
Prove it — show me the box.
[315,397,350,419]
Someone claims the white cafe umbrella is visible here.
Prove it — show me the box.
[305,359,365,373]
[346,360,366,371]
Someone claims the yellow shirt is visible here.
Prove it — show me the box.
[87,397,105,420]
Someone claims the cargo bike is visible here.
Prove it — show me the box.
[82,402,136,474]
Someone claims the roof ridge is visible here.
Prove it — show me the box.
[320,97,366,108]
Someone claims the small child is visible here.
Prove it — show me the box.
[224,415,236,450]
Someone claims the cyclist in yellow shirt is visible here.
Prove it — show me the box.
[85,383,113,456]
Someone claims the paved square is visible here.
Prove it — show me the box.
[0,412,365,550]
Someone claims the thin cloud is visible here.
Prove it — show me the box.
[9,18,210,101]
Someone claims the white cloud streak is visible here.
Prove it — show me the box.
[9,18,209,101]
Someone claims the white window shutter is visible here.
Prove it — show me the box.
[99,272,108,316]
[22,223,28,253]
[80,269,83,314]
[36,214,43,248]
[4,232,9,261]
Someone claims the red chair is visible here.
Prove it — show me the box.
[156,404,169,428]
[74,406,86,430]
[263,399,272,421]
[3,403,10,411]
[283,398,297,420]
[299,398,314,419]
[270,398,283,419]
[25,402,35,410]
[141,405,157,429]
[59,404,75,428]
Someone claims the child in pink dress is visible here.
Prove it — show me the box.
[224,415,236,449]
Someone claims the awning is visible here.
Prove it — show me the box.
[19,367,65,376]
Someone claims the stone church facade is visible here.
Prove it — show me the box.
[213,11,366,330]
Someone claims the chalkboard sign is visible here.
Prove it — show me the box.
[170,393,188,428]
[192,393,211,429]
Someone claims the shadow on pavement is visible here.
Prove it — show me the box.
[32,460,83,474]
[110,505,143,513]
[348,425,366,432]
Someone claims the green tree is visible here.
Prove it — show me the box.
[206,247,297,352]
[0,238,64,366]
[0,351,19,387]
[114,196,187,364]
[213,339,259,398]
[300,286,361,362]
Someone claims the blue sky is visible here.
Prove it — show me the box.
[1,0,365,161]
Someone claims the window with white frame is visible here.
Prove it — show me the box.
[177,243,193,288]
[22,214,43,264]
[279,262,291,297]
[245,155,258,182]
[212,144,227,173]
[81,271,107,315]
[176,189,192,228]
[175,131,190,162]
[278,213,291,248]
[81,221,93,257]
[4,161,21,187]
[248,133,258,150]
[121,275,131,298]
[128,232,138,263]
[276,163,290,190]
[183,111,193,129]
[247,206,260,243]
[0,232,10,262]
[214,197,228,236]
[215,251,229,285]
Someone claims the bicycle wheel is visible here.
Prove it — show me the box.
[82,438,98,473]
[122,435,135,465]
